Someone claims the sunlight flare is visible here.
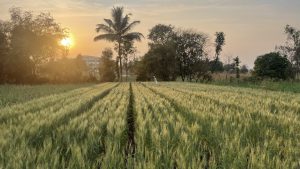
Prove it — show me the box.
[60,37,73,48]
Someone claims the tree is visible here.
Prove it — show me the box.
[212,32,225,73]
[136,24,177,81]
[148,24,175,45]
[175,30,209,81]
[253,52,294,80]
[233,56,240,79]
[276,25,300,78]
[240,65,249,74]
[139,43,177,81]
[0,21,10,83]
[1,8,66,83]
[40,56,89,83]
[209,60,224,73]
[119,40,136,81]
[99,48,116,82]
[94,6,143,81]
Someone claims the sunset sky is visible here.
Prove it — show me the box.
[1,0,300,67]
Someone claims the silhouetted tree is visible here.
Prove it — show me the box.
[40,56,89,83]
[140,43,177,81]
[119,40,136,81]
[234,56,240,79]
[209,60,224,73]
[148,24,175,45]
[277,25,300,78]
[2,8,66,83]
[0,21,9,83]
[240,65,249,74]
[94,6,143,81]
[211,32,225,73]
[253,52,294,80]
[99,48,116,82]
[175,30,209,81]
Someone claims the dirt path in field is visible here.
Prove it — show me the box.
[125,83,136,167]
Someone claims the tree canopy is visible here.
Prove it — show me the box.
[253,52,294,80]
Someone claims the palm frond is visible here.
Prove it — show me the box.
[94,34,117,42]
[120,14,130,31]
[96,24,114,33]
[122,32,144,42]
[104,19,116,30]
[112,7,123,32]
[122,20,140,34]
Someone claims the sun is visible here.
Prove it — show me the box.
[60,37,73,48]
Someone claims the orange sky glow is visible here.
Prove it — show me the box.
[1,0,300,67]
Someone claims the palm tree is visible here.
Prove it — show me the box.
[94,6,143,81]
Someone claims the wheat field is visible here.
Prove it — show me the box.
[0,82,299,169]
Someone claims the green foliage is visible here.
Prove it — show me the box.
[234,56,241,79]
[254,52,294,80]
[99,48,116,82]
[94,6,143,81]
[0,8,83,84]
[210,59,224,73]
[175,30,209,81]
[148,24,175,45]
[139,43,177,81]
[40,56,90,83]
[240,65,249,73]
[136,24,210,82]
[277,25,300,77]
[0,84,90,107]
[215,32,226,58]
[209,79,300,93]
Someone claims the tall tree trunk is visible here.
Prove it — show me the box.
[125,56,128,82]
[115,59,119,80]
[118,41,122,82]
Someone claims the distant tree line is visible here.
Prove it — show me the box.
[0,8,91,84]
[132,24,246,82]
[1,7,299,83]
[131,23,300,82]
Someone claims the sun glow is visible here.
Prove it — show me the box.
[60,37,73,48]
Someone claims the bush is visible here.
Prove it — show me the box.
[253,52,294,80]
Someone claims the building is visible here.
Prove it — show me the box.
[81,55,100,79]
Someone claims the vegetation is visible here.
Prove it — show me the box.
[277,25,300,78]
[94,6,143,81]
[98,48,116,82]
[0,82,299,168]
[253,52,294,80]
[211,32,226,73]
[136,24,211,82]
[1,3,300,169]
[208,79,300,93]
[0,8,67,83]
[0,84,90,107]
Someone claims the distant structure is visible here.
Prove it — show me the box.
[81,55,100,79]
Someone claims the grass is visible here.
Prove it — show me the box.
[0,83,92,107]
[208,80,300,93]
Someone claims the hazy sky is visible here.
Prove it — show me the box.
[1,0,300,67]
